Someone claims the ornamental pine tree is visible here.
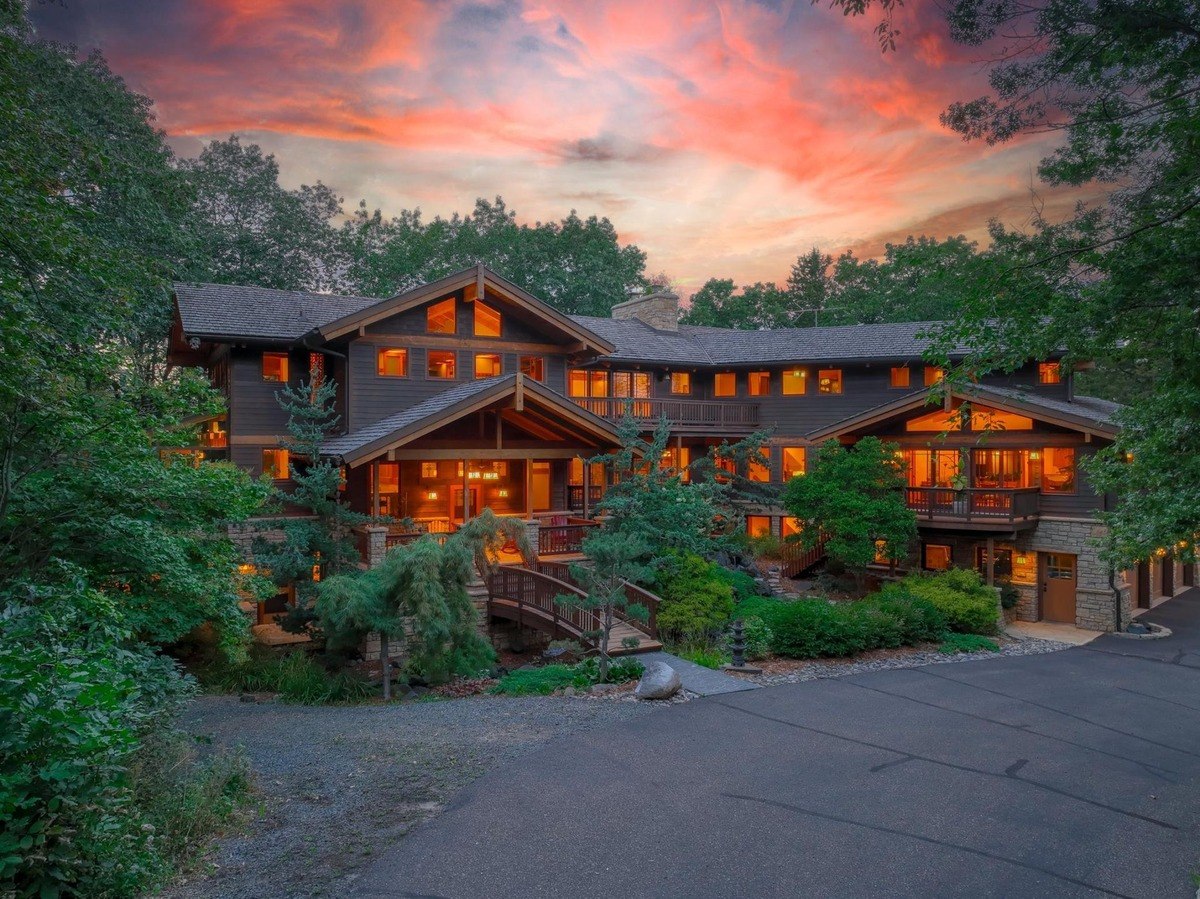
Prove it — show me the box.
[253,367,368,631]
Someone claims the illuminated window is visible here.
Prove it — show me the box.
[748,447,770,483]
[817,369,842,395]
[660,446,691,480]
[568,369,589,397]
[308,352,325,386]
[377,462,400,495]
[972,449,1038,489]
[924,366,944,387]
[906,408,964,432]
[670,372,691,395]
[782,368,807,395]
[590,370,608,396]
[262,352,289,382]
[714,372,736,397]
[426,297,456,334]
[890,366,910,388]
[1038,362,1062,384]
[474,353,502,379]
[262,448,289,480]
[520,356,544,381]
[376,348,408,377]
[874,540,891,564]
[748,371,770,396]
[923,543,952,571]
[1041,447,1076,494]
[904,449,962,488]
[427,350,456,379]
[781,517,802,538]
[474,301,501,337]
[782,447,806,480]
[745,515,771,538]
[420,462,438,479]
[969,406,1032,431]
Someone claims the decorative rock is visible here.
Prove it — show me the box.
[563,686,578,697]
[634,661,681,700]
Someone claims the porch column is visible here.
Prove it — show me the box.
[582,459,591,520]
[462,459,471,523]
[371,461,380,517]
[524,458,533,517]
[985,536,996,586]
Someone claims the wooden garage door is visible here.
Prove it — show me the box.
[1042,553,1077,623]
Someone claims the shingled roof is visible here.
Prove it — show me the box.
[174,283,377,341]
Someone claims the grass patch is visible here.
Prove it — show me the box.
[938,633,1000,654]
[197,647,374,704]
[674,645,729,670]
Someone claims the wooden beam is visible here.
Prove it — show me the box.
[514,371,525,411]
[384,448,585,460]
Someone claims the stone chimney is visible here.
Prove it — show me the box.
[611,290,680,331]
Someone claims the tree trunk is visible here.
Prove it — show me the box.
[380,632,391,702]
[599,604,612,683]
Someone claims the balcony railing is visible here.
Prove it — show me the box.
[905,487,1040,525]
[538,518,600,556]
[571,397,759,429]
[566,485,605,512]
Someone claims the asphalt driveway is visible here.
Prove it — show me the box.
[352,591,1200,898]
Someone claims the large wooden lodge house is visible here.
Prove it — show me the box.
[168,264,1185,635]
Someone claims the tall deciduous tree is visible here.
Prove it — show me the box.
[782,437,917,583]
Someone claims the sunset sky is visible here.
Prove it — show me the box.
[33,0,1090,292]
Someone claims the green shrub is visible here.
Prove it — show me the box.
[891,569,999,635]
[713,566,762,602]
[771,600,876,658]
[734,615,774,660]
[490,664,579,696]
[997,580,1020,610]
[652,552,735,642]
[491,657,645,696]
[938,633,1001,654]
[873,590,950,643]
[202,647,373,704]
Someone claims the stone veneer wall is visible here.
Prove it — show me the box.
[610,291,680,331]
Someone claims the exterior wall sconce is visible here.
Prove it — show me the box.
[1029,451,1041,460]
[426,490,439,501]
[498,489,509,498]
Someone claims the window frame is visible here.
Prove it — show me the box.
[713,372,736,397]
[669,371,692,395]
[817,368,843,395]
[519,355,544,381]
[262,352,289,383]
[1039,446,1076,495]
[426,297,456,335]
[922,543,953,571]
[924,366,944,387]
[745,515,771,538]
[427,349,457,380]
[889,366,910,389]
[781,446,806,481]
[376,347,409,378]
[473,300,502,337]
[474,352,502,379]
[781,368,807,396]
[748,371,771,396]
[1038,362,1063,385]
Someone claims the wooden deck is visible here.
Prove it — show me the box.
[606,621,662,655]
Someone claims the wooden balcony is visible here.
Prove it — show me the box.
[566,485,604,513]
[905,487,1040,530]
[570,397,759,430]
[538,517,599,556]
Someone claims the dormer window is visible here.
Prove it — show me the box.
[1038,362,1062,384]
[474,301,501,337]
[427,297,456,334]
[262,352,289,382]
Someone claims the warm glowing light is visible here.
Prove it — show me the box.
[498,489,509,498]
[426,490,439,500]
[237,563,256,575]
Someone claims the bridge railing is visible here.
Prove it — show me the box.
[485,566,604,643]
[528,561,659,640]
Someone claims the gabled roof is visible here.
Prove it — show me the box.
[806,384,1122,443]
[317,265,614,355]
[320,374,624,467]
[173,283,378,342]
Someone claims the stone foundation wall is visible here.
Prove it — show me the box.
[1013,518,1129,632]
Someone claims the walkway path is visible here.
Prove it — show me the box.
[353,589,1200,898]
[638,650,758,696]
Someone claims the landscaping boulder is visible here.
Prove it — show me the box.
[634,661,681,700]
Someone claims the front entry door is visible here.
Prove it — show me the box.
[450,485,481,524]
[1041,553,1077,623]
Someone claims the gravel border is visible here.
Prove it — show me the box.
[726,636,1071,687]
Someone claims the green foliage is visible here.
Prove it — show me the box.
[200,648,373,704]
[880,569,999,635]
[317,535,496,688]
[714,566,762,602]
[652,552,736,643]
[782,437,917,578]
[344,196,649,316]
[0,569,246,897]
[938,633,1001,655]
[675,645,730,670]
[997,580,1020,611]
[557,530,652,681]
[490,657,644,695]
[737,616,774,661]
[736,592,948,659]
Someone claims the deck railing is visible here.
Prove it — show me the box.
[384,530,452,550]
[905,487,1040,524]
[780,537,829,579]
[538,518,600,556]
[571,397,759,428]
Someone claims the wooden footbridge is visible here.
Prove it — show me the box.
[484,565,662,655]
